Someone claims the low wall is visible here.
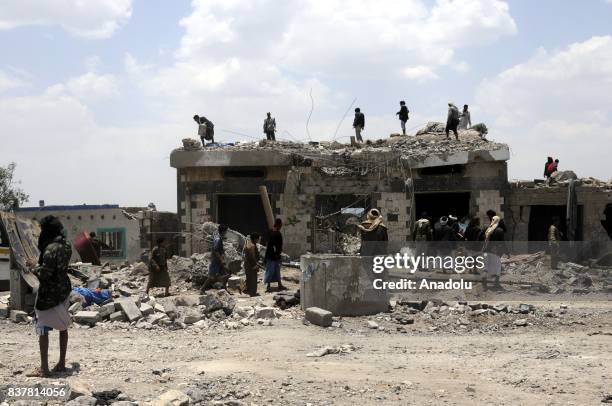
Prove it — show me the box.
[300,254,389,316]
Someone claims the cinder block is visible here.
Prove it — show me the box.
[305,307,333,327]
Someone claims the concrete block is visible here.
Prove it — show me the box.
[305,307,333,327]
[109,311,126,322]
[300,254,390,316]
[69,302,83,314]
[9,310,28,323]
[0,303,9,318]
[116,298,143,322]
[139,303,154,316]
[182,309,202,324]
[97,303,115,319]
[73,311,100,326]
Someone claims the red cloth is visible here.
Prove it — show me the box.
[547,162,557,174]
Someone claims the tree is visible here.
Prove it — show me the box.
[0,162,29,210]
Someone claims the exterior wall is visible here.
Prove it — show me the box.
[17,206,142,263]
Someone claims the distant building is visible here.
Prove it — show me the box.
[17,204,179,264]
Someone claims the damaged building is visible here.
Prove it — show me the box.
[171,130,612,258]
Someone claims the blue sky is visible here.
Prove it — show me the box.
[1,0,611,211]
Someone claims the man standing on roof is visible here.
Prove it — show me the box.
[396,101,409,135]
[193,114,215,146]
[458,104,471,130]
[544,157,553,179]
[353,107,365,143]
[445,102,460,140]
[263,112,276,141]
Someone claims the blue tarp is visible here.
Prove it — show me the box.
[72,287,111,306]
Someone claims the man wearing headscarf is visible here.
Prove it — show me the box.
[28,216,74,377]
[146,237,171,296]
[481,215,508,290]
[358,209,388,256]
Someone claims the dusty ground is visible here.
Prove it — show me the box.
[1,295,611,405]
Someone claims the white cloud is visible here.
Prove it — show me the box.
[476,36,612,181]
[402,65,439,81]
[0,69,28,92]
[65,72,119,101]
[0,0,132,38]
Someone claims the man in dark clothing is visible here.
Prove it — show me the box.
[396,101,409,135]
[243,232,261,296]
[353,107,365,142]
[482,216,509,290]
[146,237,171,296]
[434,216,455,270]
[543,157,553,179]
[464,217,483,274]
[193,114,215,146]
[205,224,230,290]
[263,112,276,141]
[28,216,75,377]
[358,209,388,256]
[445,103,460,140]
[88,232,110,266]
[264,219,285,292]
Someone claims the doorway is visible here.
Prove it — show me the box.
[217,195,269,242]
[414,192,471,223]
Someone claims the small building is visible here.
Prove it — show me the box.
[17,204,180,264]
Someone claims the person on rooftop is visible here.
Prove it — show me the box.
[396,101,409,135]
[353,107,365,143]
[445,102,460,140]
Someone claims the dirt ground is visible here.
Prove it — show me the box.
[1,295,611,405]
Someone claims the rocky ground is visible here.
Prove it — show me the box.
[1,288,611,405]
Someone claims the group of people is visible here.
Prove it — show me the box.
[194,101,475,146]
[410,209,508,289]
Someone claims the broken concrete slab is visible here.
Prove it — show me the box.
[305,307,333,327]
[139,303,154,316]
[109,311,127,322]
[115,298,143,322]
[0,303,8,318]
[9,309,28,323]
[182,309,202,325]
[73,311,100,326]
[174,295,200,307]
[97,303,116,319]
[152,389,190,406]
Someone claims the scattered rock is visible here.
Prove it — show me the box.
[305,307,333,327]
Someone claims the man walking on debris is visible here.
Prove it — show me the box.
[193,114,215,146]
[482,216,509,290]
[458,104,471,130]
[358,208,388,256]
[243,232,261,296]
[263,112,276,141]
[445,102,460,140]
[146,237,171,297]
[548,216,562,269]
[264,219,286,292]
[205,224,231,291]
[396,101,409,135]
[353,107,365,142]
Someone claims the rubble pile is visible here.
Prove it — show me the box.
[501,252,612,294]
[181,138,202,150]
[175,131,507,168]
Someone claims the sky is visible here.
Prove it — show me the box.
[1,0,611,212]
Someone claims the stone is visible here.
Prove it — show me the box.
[367,320,379,329]
[518,304,534,314]
[147,313,168,325]
[68,381,93,399]
[109,311,127,322]
[305,307,333,327]
[182,309,202,324]
[131,261,149,275]
[199,292,223,313]
[158,298,178,320]
[216,290,236,315]
[66,396,97,406]
[174,295,200,307]
[69,302,83,314]
[139,303,154,316]
[9,310,28,323]
[152,390,190,406]
[254,307,277,319]
[73,311,100,326]
[493,305,508,313]
[116,298,142,322]
[513,319,528,327]
[154,303,166,313]
[469,309,489,317]
[234,306,254,318]
[227,276,243,291]
[98,303,116,319]
[193,319,209,329]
